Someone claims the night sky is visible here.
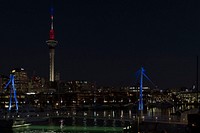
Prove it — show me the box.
[0,0,200,89]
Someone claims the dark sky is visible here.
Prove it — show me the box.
[0,0,200,89]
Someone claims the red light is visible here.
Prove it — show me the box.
[49,29,55,40]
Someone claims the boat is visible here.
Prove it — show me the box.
[12,118,31,128]
[0,118,31,128]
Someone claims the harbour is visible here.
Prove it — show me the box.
[1,67,199,133]
[0,105,196,133]
[1,0,200,132]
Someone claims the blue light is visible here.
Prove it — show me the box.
[50,7,54,15]
[138,67,144,111]
[135,67,155,112]
[4,74,18,111]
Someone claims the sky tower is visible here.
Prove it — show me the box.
[46,6,58,83]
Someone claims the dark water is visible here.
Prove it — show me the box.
[8,117,189,133]
[3,106,192,133]
[11,117,128,133]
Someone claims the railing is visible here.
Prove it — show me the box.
[0,110,189,126]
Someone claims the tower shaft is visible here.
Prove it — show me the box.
[49,48,55,82]
[46,40,57,82]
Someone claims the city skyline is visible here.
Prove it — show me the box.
[0,0,199,89]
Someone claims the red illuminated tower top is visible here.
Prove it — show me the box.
[46,6,58,48]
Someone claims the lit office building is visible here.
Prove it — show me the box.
[11,68,29,93]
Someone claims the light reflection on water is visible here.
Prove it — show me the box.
[8,106,193,133]
[12,115,128,133]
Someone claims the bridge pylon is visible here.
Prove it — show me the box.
[3,74,18,112]
[135,67,156,117]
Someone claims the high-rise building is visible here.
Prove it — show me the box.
[0,74,9,92]
[55,72,60,81]
[29,76,46,93]
[11,68,28,93]
[46,6,58,83]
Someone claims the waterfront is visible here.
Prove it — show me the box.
[10,115,128,133]
[1,105,194,133]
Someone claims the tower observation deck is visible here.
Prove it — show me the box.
[46,7,58,83]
